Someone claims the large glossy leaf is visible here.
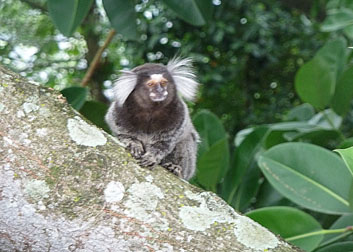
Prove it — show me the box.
[222,127,268,204]
[295,58,335,109]
[258,143,353,214]
[315,38,347,79]
[193,109,227,156]
[79,101,109,132]
[265,122,318,149]
[161,0,212,26]
[335,146,353,178]
[283,129,340,148]
[195,137,229,191]
[246,207,323,251]
[321,8,353,32]
[61,87,88,110]
[295,39,347,109]
[255,181,293,208]
[232,164,262,212]
[193,110,229,191]
[48,0,94,37]
[102,0,138,40]
[331,65,353,115]
[315,242,353,252]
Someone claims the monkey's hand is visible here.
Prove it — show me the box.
[138,141,174,167]
[117,135,145,158]
[127,140,145,159]
[138,151,159,167]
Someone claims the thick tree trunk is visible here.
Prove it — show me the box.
[0,65,301,252]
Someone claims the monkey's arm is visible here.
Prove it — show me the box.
[105,104,145,158]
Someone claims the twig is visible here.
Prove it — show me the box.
[81,29,116,87]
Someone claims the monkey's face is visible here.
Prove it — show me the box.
[145,74,169,102]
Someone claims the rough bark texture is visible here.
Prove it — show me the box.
[0,65,302,252]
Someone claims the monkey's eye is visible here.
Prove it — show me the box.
[160,81,167,87]
[146,81,154,87]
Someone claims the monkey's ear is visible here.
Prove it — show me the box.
[113,70,137,107]
[167,57,199,101]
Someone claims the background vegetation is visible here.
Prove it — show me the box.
[1,0,353,251]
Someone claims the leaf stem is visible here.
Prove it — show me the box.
[81,29,116,87]
[317,230,353,249]
[286,227,352,242]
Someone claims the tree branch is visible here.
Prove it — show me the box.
[81,29,116,87]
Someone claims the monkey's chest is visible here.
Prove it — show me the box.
[130,111,178,134]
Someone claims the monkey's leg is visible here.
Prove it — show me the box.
[161,133,197,180]
[162,162,182,178]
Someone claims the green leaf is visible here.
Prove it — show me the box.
[284,129,340,147]
[295,58,335,109]
[48,0,93,37]
[246,207,323,251]
[61,87,88,110]
[331,65,353,115]
[265,122,317,148]
[321,8,353,32]
[102,0,138,40]
[161,0,212,26]
[315,38,347,80]
[195,137,229,191]
[295,39,347,109]
[335,146,353,178]
[232,165,262,212]
[222,127,269,207]
[315,242,353,252]
[79,101,110,132]
[258,142,353,214]
[193,109,227,156]
[255,181,292,208]
[285,103,315,122]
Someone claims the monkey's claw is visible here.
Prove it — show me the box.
[163,163,182,177]
[138,152,158,167]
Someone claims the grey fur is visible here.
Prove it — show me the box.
[105,58,199,180]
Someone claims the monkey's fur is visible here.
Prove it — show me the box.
[105,58,199,180]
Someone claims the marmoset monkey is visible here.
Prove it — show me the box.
[105,57,200,180]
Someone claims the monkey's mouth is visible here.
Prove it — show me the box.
[150,91,168,102]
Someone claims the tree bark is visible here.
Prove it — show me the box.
[0,65,302,252]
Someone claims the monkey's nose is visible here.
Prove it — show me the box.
[156,84,164,92]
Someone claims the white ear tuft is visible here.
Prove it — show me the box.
[113,70,137,107]
[167,57,199,101]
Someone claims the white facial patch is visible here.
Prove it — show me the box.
[150,74,164,82]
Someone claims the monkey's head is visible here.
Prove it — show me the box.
[113,57,199,107]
